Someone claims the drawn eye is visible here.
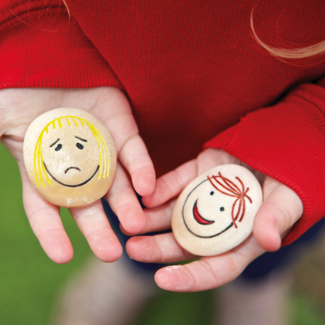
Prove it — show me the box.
[220,207,225,212]
[210,191,214,195]
[76,143,84,150]
[55,144,62,151]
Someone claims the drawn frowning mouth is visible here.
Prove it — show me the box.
[65,166,81,174]
[43,162,99,188]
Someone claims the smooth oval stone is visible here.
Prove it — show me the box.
[172,164,263,256]
[23,108,117,208]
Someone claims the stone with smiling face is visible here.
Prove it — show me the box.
[172,164,263,256]
[23,108,116,208]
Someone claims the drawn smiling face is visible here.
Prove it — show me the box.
[172,165,263,256]
[182,180,235,238]
[42,124,100,187]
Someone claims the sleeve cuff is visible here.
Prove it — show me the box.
[204,84,325,246]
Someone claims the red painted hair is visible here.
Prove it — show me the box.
[208,172,252,228]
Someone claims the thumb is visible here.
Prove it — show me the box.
[253,177,303,252]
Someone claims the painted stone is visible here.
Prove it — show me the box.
[23,108,117,208]
[172,164,263,256]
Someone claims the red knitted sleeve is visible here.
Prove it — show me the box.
[0,0,121,89]
[204,83,325,246]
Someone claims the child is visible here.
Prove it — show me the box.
[0,0,325,323]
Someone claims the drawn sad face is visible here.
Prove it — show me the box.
[23,108,117,208]
[172,165,263,256]
[41,123,100,187]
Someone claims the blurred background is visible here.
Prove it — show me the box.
[1,141,325,325]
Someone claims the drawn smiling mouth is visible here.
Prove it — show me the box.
[184,199,233,238]
[182,196,233,239]
[43,162,99,188]
[193,199,215,225]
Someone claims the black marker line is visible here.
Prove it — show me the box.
[182,179,234,238]
[50,138,60,147]
[75,136,87,142]
[65,166,81,174]
[185,221,233,239]
[193,199,215,225]
[43,163,99,187]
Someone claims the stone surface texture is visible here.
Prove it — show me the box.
[172,164,263,256]
[23,108,116,207]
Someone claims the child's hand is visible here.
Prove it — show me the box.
[0,87,155,263]
[126,148,303,292]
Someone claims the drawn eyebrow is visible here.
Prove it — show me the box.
[50,138,60,147]
[75,136,87,142]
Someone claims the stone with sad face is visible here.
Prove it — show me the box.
[23,108,116,208]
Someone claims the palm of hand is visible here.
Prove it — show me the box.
[0,87,155,263]
[126,148,303,292]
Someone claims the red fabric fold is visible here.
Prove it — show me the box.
[204,84,325,245]
[0,3,121,90]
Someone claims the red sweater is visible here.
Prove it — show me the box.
[1,0,325,245]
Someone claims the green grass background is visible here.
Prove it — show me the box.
[0,142,92,324]
[1,142,325,325]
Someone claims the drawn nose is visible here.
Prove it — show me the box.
[65,167,81,174]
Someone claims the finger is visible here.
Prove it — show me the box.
[142,159,197,208]
[91,88,155,197]
[196,148,239,174]
[106,163,146,234]
[126,232,196,263]
[154,236,264,292]
[142,148,244,208]
[119,134,155,196]
[69,200,122,262]
[19,163,73,264]
[254,177,303,252]
[121,200,175,236]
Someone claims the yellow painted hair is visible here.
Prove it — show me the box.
[34,115,109,188]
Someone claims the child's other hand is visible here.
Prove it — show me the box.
[0,87,155,263]
[126,148,303,292]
